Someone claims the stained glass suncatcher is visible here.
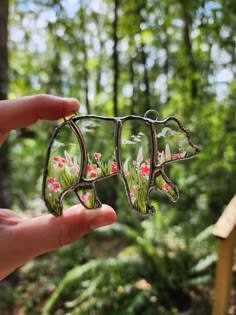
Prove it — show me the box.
[42,111,201,216]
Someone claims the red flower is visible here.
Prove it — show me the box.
[139,163,150,177]
[90,171,97,178]
[172,154,181,160]
[47,177,54,184]
[53,156,66,168]
[162,183,169,191]
[87,164,97,172]
[53,182,60,189]
[94,152,101,159]
[47,178,61,194]
[111,165,117,173]
[53,156,60,162]
[112,161,117,166]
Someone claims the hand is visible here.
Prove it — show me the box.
[0,95,116,280]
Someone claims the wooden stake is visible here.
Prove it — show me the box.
[212,195,236,315]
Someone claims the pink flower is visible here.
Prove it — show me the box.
[65,151,73,167]
[61,158,66,163]
[49,186,55,194]
[80,195,87,202]
[58,163,64,168]
[72,166,79,173]
[179,147,185,152]
[94,152,101,159]
[133,161,137,165]
[146,159,151,164]
[112,161,117,166]
[130,192,135,200]
[172,153,181,160]
[162,183,169,191]
[136,146,143,163]
[131,187,137,193]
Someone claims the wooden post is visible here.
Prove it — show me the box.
[212,195,236,315]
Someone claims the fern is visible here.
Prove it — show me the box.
[43,210,216,314]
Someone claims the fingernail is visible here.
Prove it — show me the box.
[65,111,77,117]
[82,207,116,230]
[90,215,110,229]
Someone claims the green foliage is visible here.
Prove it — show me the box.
[1,0,235,313]
[43,211,215,314]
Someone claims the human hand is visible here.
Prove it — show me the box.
[0,95,116,280]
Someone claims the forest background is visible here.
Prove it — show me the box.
[0,0,235,314]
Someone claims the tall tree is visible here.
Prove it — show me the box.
[0,0,8,100]
[0,0,11,209]
[181,0,198,101]
[112,0,119,117]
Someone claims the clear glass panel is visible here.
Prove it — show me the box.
[75,118,117,179]
[75,186,102,209]
[155,118,198,166]
[44,122,81,215]
[154,171,179,202]
[121,119,153,215]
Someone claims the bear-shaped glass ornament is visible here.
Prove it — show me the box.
[42,110,201,216]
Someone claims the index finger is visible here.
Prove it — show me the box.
[0,94,80,133]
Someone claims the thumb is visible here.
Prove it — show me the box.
[14,204,116,258]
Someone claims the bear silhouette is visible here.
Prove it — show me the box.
[43,112,201,216]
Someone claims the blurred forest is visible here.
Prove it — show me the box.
[0,0,235,314]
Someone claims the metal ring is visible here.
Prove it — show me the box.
[144,109,159,120]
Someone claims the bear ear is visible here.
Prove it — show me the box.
[155,117,201,167]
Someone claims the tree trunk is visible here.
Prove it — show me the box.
[110,0,119,210]
[129,58,135,116]
[112,0,119,117]
[0,0,8,100]
[0,0,11,209]
[182,2,198,100]
[140,43,150,112]
[80,8,90,114]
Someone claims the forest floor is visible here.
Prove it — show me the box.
[0,237,235,315]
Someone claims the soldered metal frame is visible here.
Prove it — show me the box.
[42,110,201,216]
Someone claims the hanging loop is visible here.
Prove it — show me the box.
[144,109,160,120]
